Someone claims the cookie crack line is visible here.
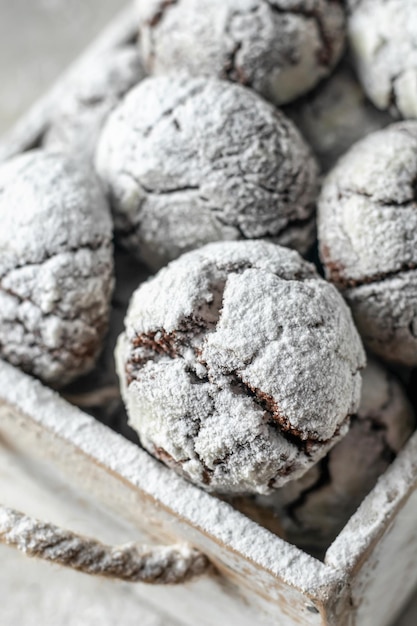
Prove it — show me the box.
[119,197,315,251]
[0,259,111,327]
[149,391,216,486]
[227,369,323,456]
[222,8,258,88]
[125,269,230,386]
[0,286,107,364]
[139,83,206,138]
[146,0,336,70]
[337,184,417,209]
[327,259,417,290]
[152,441,214,487]
[132,174,200,197]
[0,240,112,284]
[0,314,95,367]
[126,265,317,380]
[125,274,331,458]
[222,40,251,86]
[0,279,108,329]
[261,0,336,66]
[147,0,179,27]
[122,124,309,202]
[387,69,411,115]
[124,258,351,469]
[202,202,315,241]
[189,393,218,485]
[125,257,316,377]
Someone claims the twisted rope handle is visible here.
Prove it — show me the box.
[0,504,210,584]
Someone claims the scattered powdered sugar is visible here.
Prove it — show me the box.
[0,149,114,386]
[116,240,365,495]
[137,0,346,106]
[95,75,319,269]
[318,121,417,365]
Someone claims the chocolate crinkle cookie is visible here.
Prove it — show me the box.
[0,150,114,387]
[116,241,365,495]
[96,75,319,270]
[136,0,346,106]
[347,0,417,119]
[254,357,414,556]
[318,121,417,366]
[43,46,145,163]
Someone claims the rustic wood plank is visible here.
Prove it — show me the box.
[326,431,417,626]
[0,359,344,626]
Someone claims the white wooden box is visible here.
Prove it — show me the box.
[1,6,417,626]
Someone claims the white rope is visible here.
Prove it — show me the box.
[0,504,210,584]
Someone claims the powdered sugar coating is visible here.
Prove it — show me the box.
[96,75,319,270]
[137,0,346,106]
[348,0,417,118]
[0,150,114,387]
[255,357,415,555]
[318,122,417,365]
[116,240,365,495]
[44,46,145,163]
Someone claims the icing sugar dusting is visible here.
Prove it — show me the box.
[116,241,365,495]
[0,150,114,386]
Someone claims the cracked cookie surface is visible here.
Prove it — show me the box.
[348,0,417,119]
[96,75,319,270]
[44,46,145,164]
[0,150,114,387]
[136,0,346,106]
[254,357,414,557]
[318,122,417,365]
[116,240,365,495]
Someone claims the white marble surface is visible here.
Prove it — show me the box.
[0,2,416,624]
